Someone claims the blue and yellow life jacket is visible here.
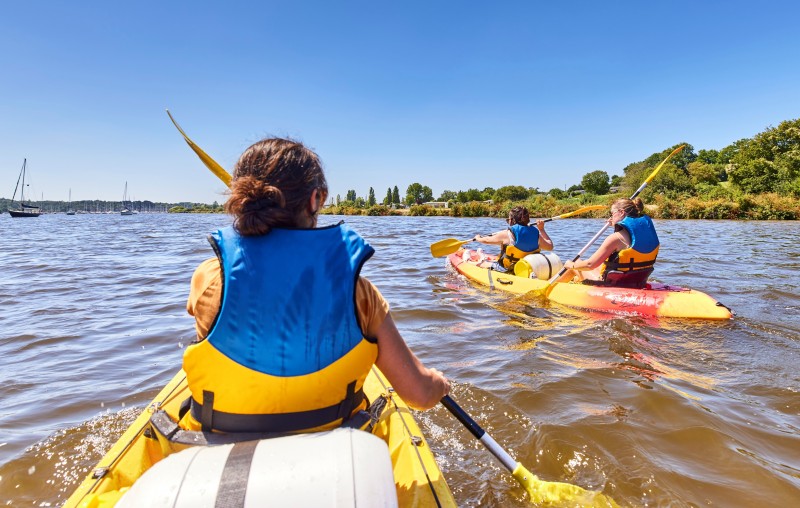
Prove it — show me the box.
[182,222,378,434]
[499,224,541,270]
[601,215,659,284]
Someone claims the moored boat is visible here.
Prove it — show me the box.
[449,249,733,320]
[64,366,455,507]
[8,158,41,218]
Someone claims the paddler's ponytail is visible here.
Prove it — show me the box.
[612,197,645,218]
[226,138,328,236]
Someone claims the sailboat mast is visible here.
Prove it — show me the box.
[21,159,27,203]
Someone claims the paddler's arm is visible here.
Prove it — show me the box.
[564,233,624,271]
[535,219,554,251]
[373,313,451,410]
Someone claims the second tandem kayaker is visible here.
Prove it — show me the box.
[561,197,659,289]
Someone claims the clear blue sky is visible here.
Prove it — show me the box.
[2,1,799,204]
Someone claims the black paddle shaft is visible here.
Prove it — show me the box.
[440,396,484,440]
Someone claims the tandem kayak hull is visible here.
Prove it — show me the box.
[65,367,455,508]
[448,249,733,320]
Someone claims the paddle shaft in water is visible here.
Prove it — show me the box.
[441,395,517,472]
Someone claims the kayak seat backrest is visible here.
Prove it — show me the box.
[584,268,653,289]
[605,267,653,288]
[118,427,399,508]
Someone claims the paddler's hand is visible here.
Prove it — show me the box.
[429,367,450,397]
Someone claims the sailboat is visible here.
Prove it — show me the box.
[66,188,76,215]
[120,182,133,215]
[8,159,41,218]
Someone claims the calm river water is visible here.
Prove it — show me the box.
[1,213,798,507]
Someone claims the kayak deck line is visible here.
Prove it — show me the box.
[448,249,733,320]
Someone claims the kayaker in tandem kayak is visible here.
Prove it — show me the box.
[471,205,554,273]
[561,197,659,289]
[184,137,450,434]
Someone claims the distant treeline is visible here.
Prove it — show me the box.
[322,118,800,220]
[0,198,224,214]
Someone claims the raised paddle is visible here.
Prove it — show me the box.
[168,111,620,505]
[441,396,618,506]
[429,205,607,258]
[541,145,686,297]
[166,109,232,188]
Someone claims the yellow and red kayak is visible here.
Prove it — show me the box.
[449,249,733,320]
[65,367,455,508]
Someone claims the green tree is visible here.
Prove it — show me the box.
[392,186,400,204]
[728,119,800,194]
[368,187,376,207]
[581,170,611,195]
[696,149,720,164]
[336,194,341,206]
[687,162,721,186]
[457,188,484,202]
[481,187,496,200]
[405,183,433,205]
[383,188,392,205]
[548,188,567,199]
[610,175,623,187]
[493,185,529,202]
[346,189,357,202]
[438,190,458,201]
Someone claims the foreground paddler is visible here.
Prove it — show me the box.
[183,136,450,433]
[162,111,619,506]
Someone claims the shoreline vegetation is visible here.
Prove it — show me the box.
[4,119,798,220]
[321,118,800,220]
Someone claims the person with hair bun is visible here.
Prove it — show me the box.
[182,137,449,434]
[472,205,554,273]
[562,197,659,288]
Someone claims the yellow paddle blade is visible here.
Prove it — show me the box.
[430,238,472,258]
[166,110,232,188]
[512,463,619,507]
[642,144,686,186]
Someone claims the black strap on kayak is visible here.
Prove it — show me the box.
[215,440,258,508]
[201,391,215,432]
[191,382,366,433]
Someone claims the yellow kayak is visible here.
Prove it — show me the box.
[450,249,733,320]
[65,367,455,507]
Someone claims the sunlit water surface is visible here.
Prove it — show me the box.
[1,213,798,507]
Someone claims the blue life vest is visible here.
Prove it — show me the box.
[182,222,378,433]
[499,224,541,269]
[601,215,659,281]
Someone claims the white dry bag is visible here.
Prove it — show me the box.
[514,252,564,280]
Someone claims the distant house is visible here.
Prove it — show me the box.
[609,186,621,193]
[423,201,449,209]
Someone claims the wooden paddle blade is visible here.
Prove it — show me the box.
[430,238,471,258]
[512,463,618,507]
[166,110,233,188]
